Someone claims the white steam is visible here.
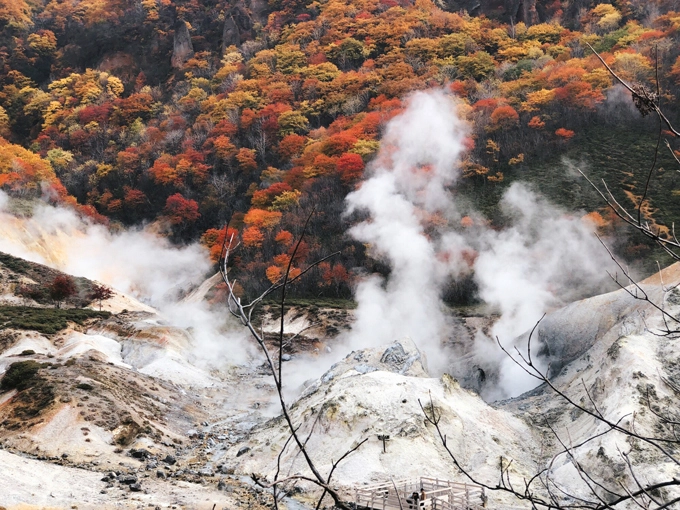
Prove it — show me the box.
[343,90,469,373]
[473,183,612,399]
[341,90,613,399]
[0,193,250,365]
[0,90,617,399]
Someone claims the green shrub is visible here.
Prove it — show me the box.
[0,252,31,275]
[1,360,42,391]
[0,306,111,334]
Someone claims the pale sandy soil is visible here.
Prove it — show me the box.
[0,448,235,509]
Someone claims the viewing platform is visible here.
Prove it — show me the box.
[353,477,486,510]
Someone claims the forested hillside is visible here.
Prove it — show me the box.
[1,0,679,299]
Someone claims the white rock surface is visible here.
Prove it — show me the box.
[234,338,538,507]
[0,448,236,509]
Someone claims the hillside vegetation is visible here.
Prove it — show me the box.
[1,0,679,298]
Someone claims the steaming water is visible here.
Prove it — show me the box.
[0,194,253,366]
[0,89,614,400]
[340,90,613,399]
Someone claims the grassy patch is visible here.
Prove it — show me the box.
[0,252,32,275]
[1,360,42,391]
[262,297,356,309]
[0,361,56,423]
[0,306,111,335]
[461,122,679,275]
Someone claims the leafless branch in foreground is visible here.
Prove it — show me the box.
[218,214,365,509]
[421,314,680,509]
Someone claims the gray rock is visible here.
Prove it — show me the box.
[129,448,150,459]
[171,20,194,68]
[354,364,377,374]
[156,471,166,479]
[163,455,176,465]
[380,343,408,367]
[119,475,138,485]
[281,354,292,362]
[236,446,250,457]
[129,482,142,492]
[222,14,240,52]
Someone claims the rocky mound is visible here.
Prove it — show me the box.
[0,253,284,509]
[230,338,538,506]
[230,266,680,508]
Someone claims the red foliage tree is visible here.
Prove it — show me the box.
[236,148,258,173]
[49,275,77,308]
[555,127,575,139]
[201,226,239,262]
[321,132,358,156]
[123,187,147,210]
[89,283,113,310]
[336,153,365,183]
[278,134,306,161]
[78,104,112,125]
[164,193,201,225]
[242,226,265,248]
[528,116,546,129]
[490,105,519,128]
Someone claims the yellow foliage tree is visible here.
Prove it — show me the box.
[0,137,59,194]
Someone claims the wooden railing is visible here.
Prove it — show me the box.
[354,477,486,510]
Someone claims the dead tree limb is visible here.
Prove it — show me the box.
[219,217,363,510]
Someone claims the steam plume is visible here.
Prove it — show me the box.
[343,90,469,373]
[0,192,250,365]
[342,90,612,398]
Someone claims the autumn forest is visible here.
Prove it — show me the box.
[1,0,679,301]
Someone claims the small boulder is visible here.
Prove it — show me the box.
[130,448,150,459]
[119,475,138,485]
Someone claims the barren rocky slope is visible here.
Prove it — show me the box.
[232,266,680,508]
[2,248,680,509]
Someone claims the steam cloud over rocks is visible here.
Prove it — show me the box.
[342,90,613,399]
[0,192,251,366]
[0,90,615,400]
[344,90,469,373]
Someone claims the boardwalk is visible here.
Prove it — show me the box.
[354,477,486,510]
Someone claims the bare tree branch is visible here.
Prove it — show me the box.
[219,216,364,510]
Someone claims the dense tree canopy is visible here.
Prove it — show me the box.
[1,0,679,298]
